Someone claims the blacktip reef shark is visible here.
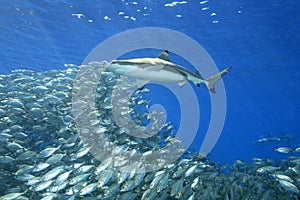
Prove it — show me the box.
[106,50,231,93]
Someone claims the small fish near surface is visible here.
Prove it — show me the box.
[253,133,296,144]
[106,50,232,93]
[274,147,294,154]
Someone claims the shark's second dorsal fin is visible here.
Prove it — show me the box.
[157,50,170,62]
[194,70,203,79]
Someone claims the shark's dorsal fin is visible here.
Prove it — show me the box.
[157,50,170,62]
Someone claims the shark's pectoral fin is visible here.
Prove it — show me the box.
[178,81,187,87]
[136,79,150,89]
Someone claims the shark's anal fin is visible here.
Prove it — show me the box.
[136,79,150,89]
[178,81,187,87]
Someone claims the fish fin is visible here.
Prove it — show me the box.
[178,81,187,87]
[205,66,232,94]
[136,79,150,89]
[195,70,204,79]
[157,50,170,62]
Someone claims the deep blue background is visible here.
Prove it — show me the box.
[0,0,299,165]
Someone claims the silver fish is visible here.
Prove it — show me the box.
[31,180,54,192]
[102,183,120,199]
[0,191,27,200]
[278,179,299,194]
[66,181,88,195]
[45,153,65,165]
[48,182,68,193]
[0,155,15,164]
[97,170,114,188]
[191,177,199,189]
[120,180,135,192]
[79,183,97,196]
[257,166,279,173]
[156,174,169,193]
[33,163,50,172]
[118,171,130,184]
[0,132,12,141]
[72,146,91,160]
[55,170,72,185]
[171,178,184,197]
[13,132,28,140]
[15,165,33,176]
[69,173,90,186]
[38,145,61,158]
[134,171,146,186]
[141,188,157,200]
[77,165,94,174]
[272,173,294,183]
[72,162,85,169]
[120,192,138,200]
[40,193,56,200]
[185,165,197,177]
[274,147,294,154]
[25,177,41,185]
[42,166,64,181]
[150,173,164,189]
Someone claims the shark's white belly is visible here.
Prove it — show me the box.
[107,64,186,83]
[126,68,185,82]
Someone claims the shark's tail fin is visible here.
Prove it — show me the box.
[205,67,232,93]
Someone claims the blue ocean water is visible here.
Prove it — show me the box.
[0,0,299,167]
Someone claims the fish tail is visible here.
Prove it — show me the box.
[205,67,232,93]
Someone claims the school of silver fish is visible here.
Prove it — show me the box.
[0,63,299,200]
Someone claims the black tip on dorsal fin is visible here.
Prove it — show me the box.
[157,50,170,62]
[194,70,203,79]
